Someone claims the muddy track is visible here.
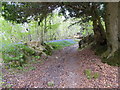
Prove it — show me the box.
[2,44,118,88]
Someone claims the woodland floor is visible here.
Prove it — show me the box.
[2,44,119,88]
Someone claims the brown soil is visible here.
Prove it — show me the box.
[2,44,119,88]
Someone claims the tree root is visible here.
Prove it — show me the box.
[101,49,110,58]
[106,51,115,59]
[102,49,116,59]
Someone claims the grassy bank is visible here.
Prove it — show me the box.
[46,39,77,50]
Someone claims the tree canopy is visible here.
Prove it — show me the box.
[2,2,105,24]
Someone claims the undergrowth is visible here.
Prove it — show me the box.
[1,43,36,68]
[1,39,76,69]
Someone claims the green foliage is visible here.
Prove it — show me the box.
[93,72,100,79]
[84,69,100,79]
[1,43,35,67]
[84,69,92,79]
[17,64,36,72]
[16,66,23,70]
[34,56,40,59]
[47,81,55,87]
[1,9,91,45]
[43,47,52,55]
[2,2,105,25]
[29,67,36,71]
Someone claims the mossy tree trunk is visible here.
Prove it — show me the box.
[104,2,119,58]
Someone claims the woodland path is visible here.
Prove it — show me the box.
[3,44,118,88]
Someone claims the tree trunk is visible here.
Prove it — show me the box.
[118,2,120,48]
[104,2,119,58]
[92,5,106,45]
[41,22,44,44]
[97,14,106,41]
[44,17,47,41]
[92,15,99,43]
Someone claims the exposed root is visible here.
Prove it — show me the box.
[101,49,110,58]
[107,51,115,59]
[102,49,117,59]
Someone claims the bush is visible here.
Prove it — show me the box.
[1,43,35,67]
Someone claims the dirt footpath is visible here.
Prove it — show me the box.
[2,44,119,88]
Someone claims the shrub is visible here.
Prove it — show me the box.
[1,43,35,67]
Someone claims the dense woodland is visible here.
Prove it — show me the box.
[0,2,120,88]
